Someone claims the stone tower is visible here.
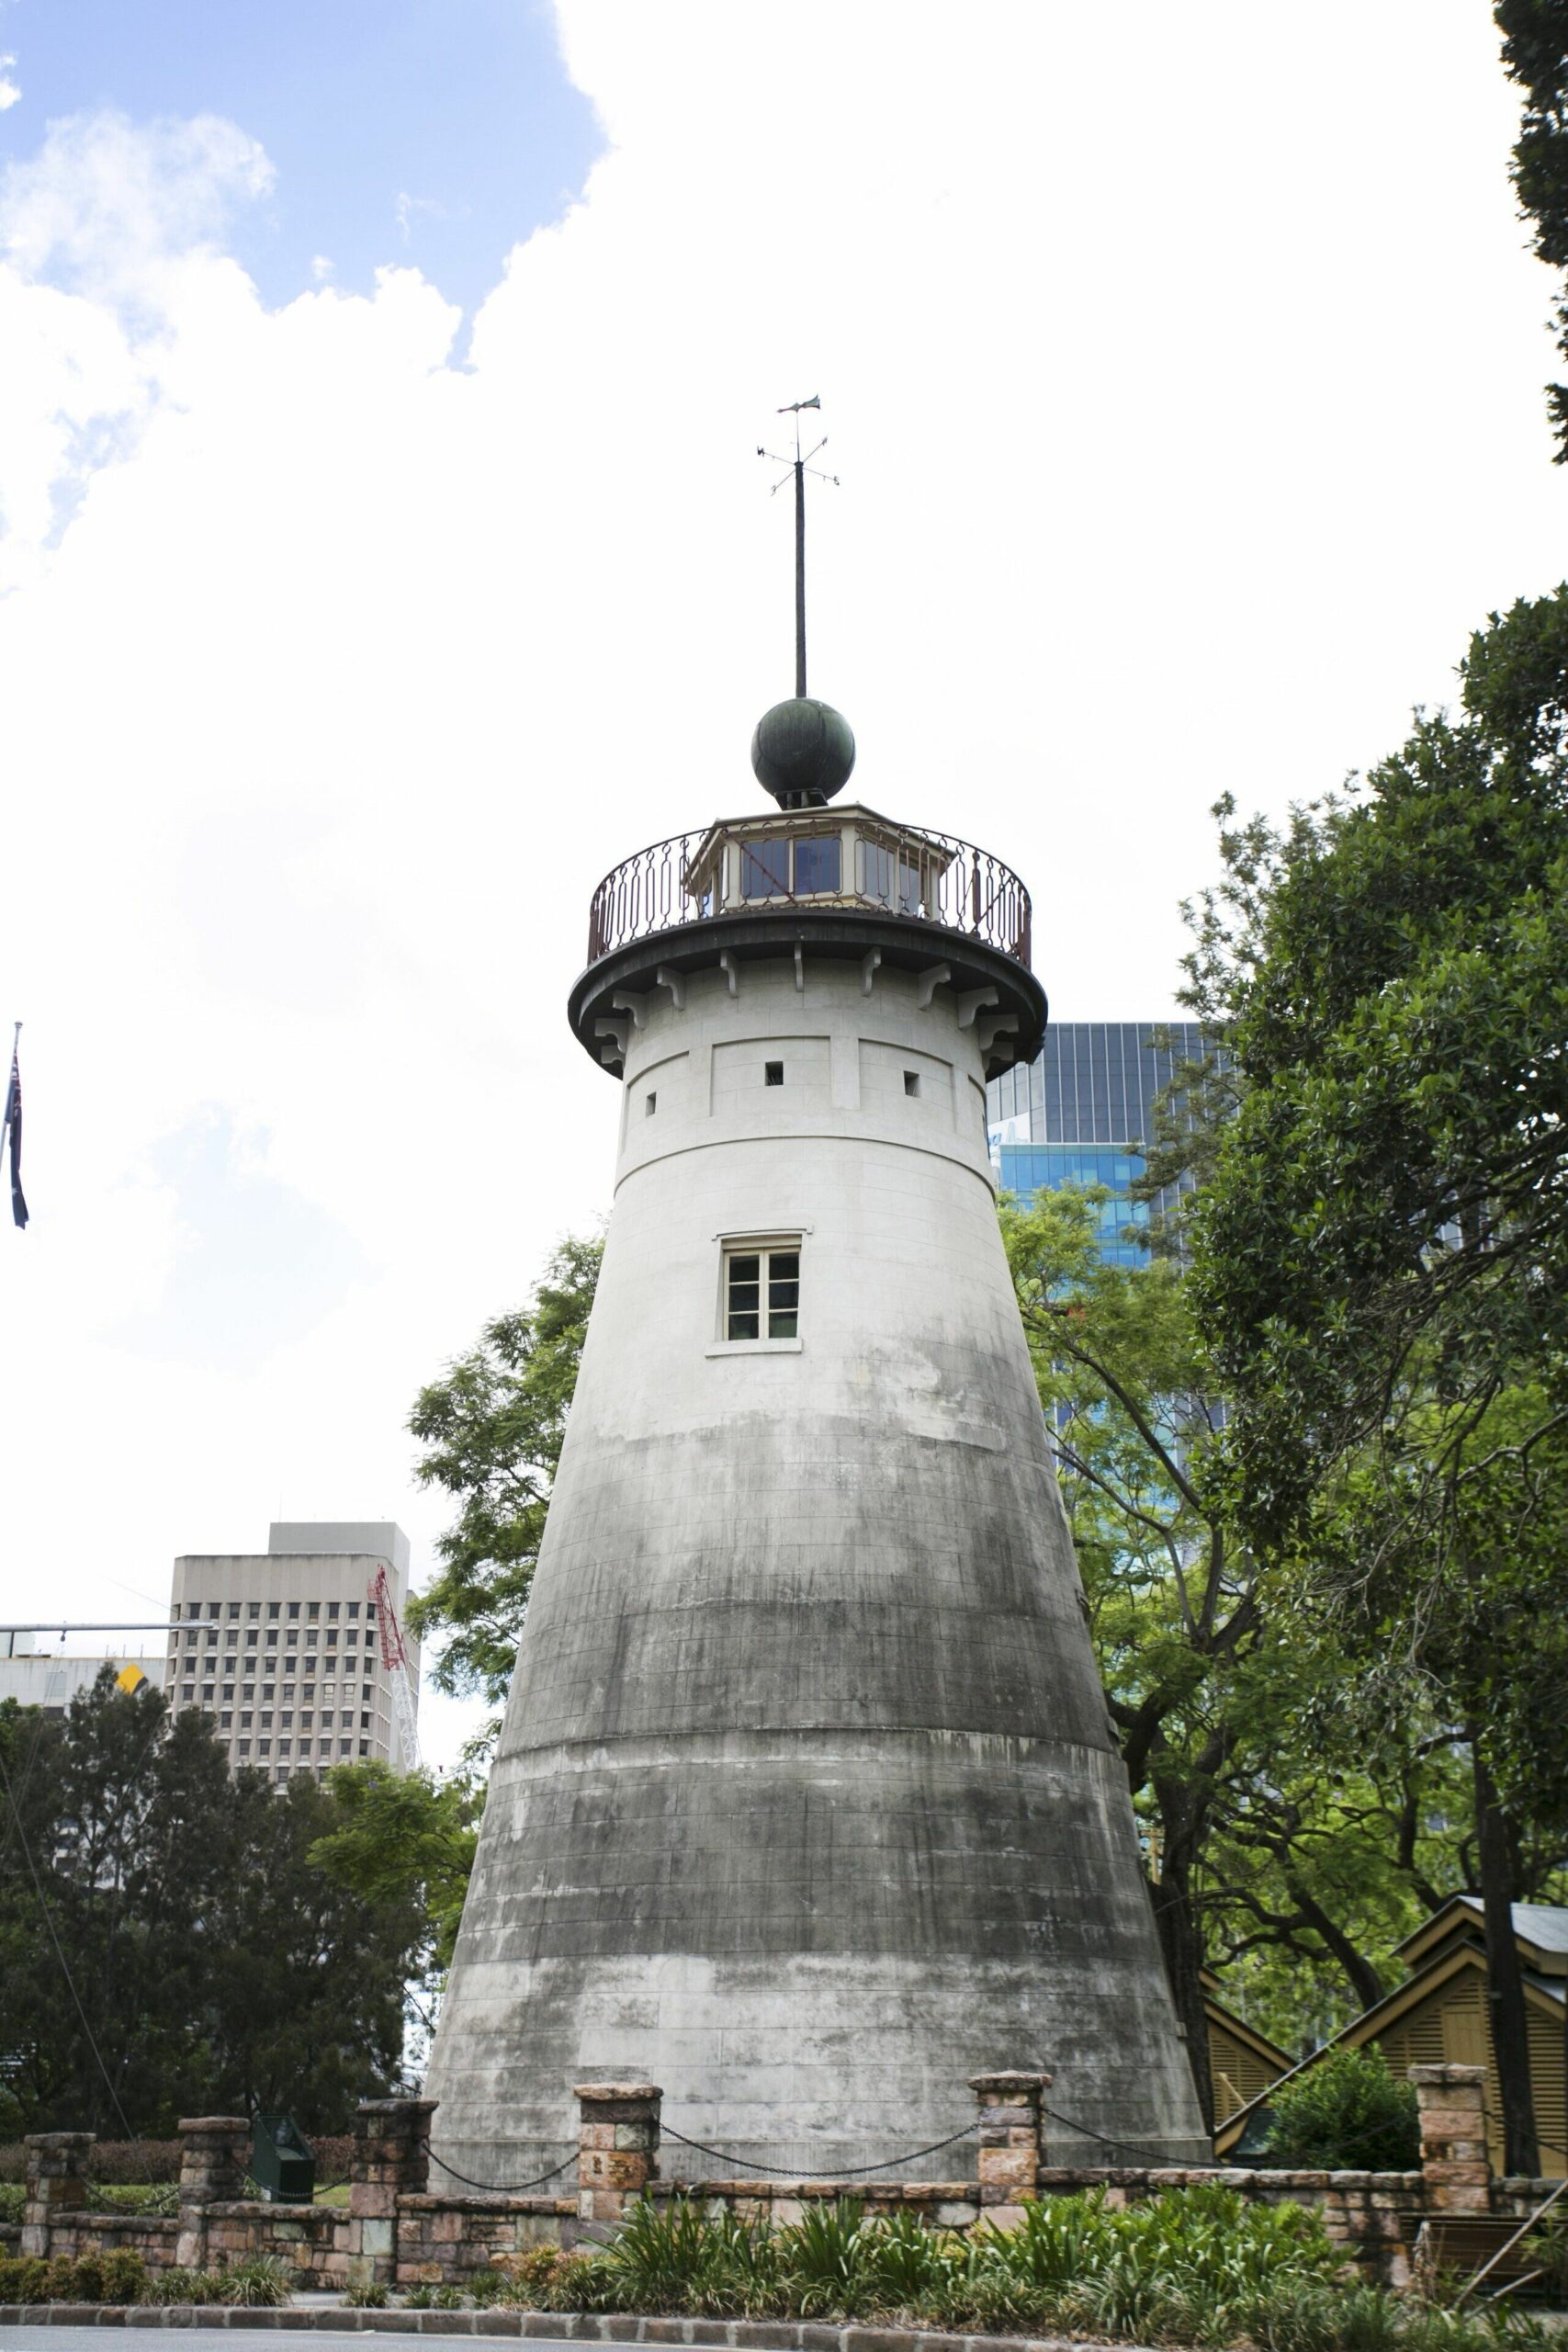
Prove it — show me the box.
[424,694,1208,2182]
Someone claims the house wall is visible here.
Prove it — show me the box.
[1208,2018,1288,2123]
[1369,1962,1565,2180]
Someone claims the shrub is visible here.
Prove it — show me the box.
[144,2266,229,2305]
[1262,2045,1421,2172]
[0,2248,146,2304]
[0,2246,145,2304]
[0,2142,184,2187]
[101,2248,148,2302]
[86,2181,180,2216]
[0,2254,50,2301]
[561,2188,1355,2332]
[504,2243,562,2303]
[344,2275,389,2307]
[540,2247,622,2312]
[223,2251,291,2306]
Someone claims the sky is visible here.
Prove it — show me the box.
[0,2,1564,1770]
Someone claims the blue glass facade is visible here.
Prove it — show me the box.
[986,1023,1213,1263]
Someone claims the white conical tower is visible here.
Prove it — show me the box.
[423,694,1208,2184]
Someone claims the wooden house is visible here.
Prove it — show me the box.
[1201,1971,1294,2125]
[1213,1899,1568,2177]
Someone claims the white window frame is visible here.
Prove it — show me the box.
[707,1232,805,1355]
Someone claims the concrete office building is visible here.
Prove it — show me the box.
[426,688,1207,2184]
[167,1521,419,1786]
[987,1021,1213,1261]
[0,1636,165,1714]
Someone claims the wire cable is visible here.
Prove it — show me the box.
[423,2144,577,2194]
[660,2121,977,2179]
[1043,2105,1201,2169]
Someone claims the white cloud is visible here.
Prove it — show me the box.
[1,109,272,300]
[0,6,1562,1765]
[0,53,20,111]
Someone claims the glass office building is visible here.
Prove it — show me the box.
[986,1022,1213,1263]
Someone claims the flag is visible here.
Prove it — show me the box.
[2,1031,25,1230]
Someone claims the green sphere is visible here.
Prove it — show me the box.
[750,698,856,807]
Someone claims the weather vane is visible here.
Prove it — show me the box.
[758,395,840,699]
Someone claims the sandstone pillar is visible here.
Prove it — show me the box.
[1411,2064,1492,2216]
[971,2070,1051,2222]
[21,2132,93,2259]
[348,2098,436,2285]
[175,2116,250,2270]
[577,2081,661,2226]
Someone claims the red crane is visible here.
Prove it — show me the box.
[367,1565,421,1771]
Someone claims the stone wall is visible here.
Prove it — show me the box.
[393,2195,575,2289]
[17,2062,1529,2299]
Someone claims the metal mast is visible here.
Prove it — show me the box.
[758,395,839,698]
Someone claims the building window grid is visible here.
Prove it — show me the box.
[172,1575,413,1787]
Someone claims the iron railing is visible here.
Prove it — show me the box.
[586,819,1032,970]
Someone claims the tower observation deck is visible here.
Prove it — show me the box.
[425,493,1206,2185]
[571,799,1044,1085]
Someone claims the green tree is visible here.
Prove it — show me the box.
[1496,0,1568,461]
[0,1674,429,2135]
[999,1185,1473,2113]
[1001,1180,1251,2127]
[309,1760,482,1973]
[1179,589,1568,2170]
[204,1767,423,2121]
[406,1233,602,1716]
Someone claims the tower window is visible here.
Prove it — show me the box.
[725,1245,800,1340]
[904,1070,920,1097]
[645,1091,657,1116]
[740,839,791,899]
[764,1061,784,1087]
[792,835,840,894]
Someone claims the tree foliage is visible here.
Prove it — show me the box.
[1496,0,1568,461]
[307,1759,481,1974]
[1177,588,1568,2170]
[405,1233,602,1711]
[0,1674,428,2138]
[999,1184,1472,2099]
[1260,2045,1419,2173]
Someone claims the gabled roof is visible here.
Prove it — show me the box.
[1200,1972,1294,2075]
[1211,1917,1565,2159]
[1398,1896,1568,1975]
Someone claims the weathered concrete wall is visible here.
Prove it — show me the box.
[427,952,1206,2183]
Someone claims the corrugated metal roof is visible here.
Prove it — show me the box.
[1446,1898,1568,1954]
